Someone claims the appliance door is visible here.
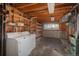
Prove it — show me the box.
[6,38,18,56]
[18,34,36,56]
[18,35,32,56]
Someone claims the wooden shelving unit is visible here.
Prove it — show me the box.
[60,8,77,55]
[36,22,42,40]
[5,5,30,32]
[5,5,43,41]
[28,17,43,40]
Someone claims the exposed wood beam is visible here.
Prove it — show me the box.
[24,5,72,13]
[36,8,71,22]
[12,3,27,7]
[27,8,71,23]
[26,7,72,23]
[55,9,72,21]
[55,3,76,8]
[55,3,65,6]
[28,13,49,17]
[17,3,38,9]
[28,8,72,16]
[55,6,72,11]
[13,3,74,14]
[14,4,73,14]
[50,8,72,16]
[57,4,78,21]
[69,4,78,12]
[26,9,48,14]
[21,5,48,13]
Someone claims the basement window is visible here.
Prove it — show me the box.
[43,23,59,30]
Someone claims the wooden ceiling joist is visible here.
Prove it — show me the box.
[55,6,72,11]
[21,5,48,13]
[27,9,72,19]
[12,3,29,8]
[55,3,76,8]
[27,6,72,15]
[17,3,38,9]
[26,6,72,13]
[12,3,76,23]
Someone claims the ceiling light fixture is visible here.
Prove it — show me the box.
[47,3,55,22]
[51,17,54,22]
[47,3,55,14]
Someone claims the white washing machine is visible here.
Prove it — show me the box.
[6,32,36,56]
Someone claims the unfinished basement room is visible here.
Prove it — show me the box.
[0,3,79,56]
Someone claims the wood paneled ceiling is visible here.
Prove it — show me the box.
[12,3,76,23]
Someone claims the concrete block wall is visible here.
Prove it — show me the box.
[43,30,67,39]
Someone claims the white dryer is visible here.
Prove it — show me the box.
[6,32,36,56]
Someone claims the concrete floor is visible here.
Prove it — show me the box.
[30,37,70,56]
